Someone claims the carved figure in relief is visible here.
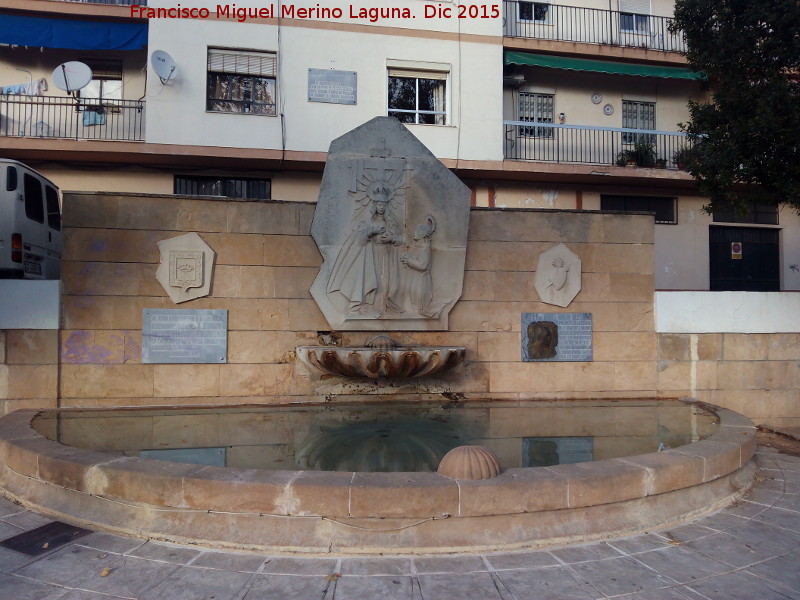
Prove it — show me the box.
[547,257,569,292]
[327,179,405,317]
[401,215,443,318]
[527,321,558,359]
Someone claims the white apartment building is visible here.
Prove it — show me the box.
[1,0,797,292]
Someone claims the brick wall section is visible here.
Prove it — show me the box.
[657,332,800,429]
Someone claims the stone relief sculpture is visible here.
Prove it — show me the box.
[401,215,443,318]
[309,117,471,330]
[534,243,582,308]
[155,233,215,304]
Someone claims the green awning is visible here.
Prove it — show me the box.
[504,51,704,80]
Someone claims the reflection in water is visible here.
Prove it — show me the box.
[296,417,468,472]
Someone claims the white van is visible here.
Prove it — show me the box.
[0,160,62,279]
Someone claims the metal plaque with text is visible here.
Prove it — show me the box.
[142,309,227,364]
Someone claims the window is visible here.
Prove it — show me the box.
[387,69,447,125]
[518,1,550,22]
[6,166,17,191]
[619,0,650,33]
[207,48,277,115]
[80,59,123,106]
[174,175,271,200]
[45,186,61,231]
[23,174,44,223]
[712,200,778,225]
[622,99,655,144]
[601,194,676,224]
[518,92,554,138]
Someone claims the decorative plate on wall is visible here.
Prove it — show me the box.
[603,103,614,115]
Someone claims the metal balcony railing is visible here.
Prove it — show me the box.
[504,121,691,169]
[503,1,686,53]
[0,95,145,142]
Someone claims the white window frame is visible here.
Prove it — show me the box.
[518,0,552,23]
[387,67,449,126]
[622,99,655,144]
[207,48,277,116]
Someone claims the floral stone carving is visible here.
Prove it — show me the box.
[534,243,581,308]
[309,117,471,330]
[155,233,215,304]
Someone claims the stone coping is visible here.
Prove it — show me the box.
[0,399,757,554]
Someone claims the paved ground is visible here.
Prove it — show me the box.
[0,446,798,600]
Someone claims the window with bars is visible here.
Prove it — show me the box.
[601,194,677,224]
[207,48,277,115]
[518,1,551,22]
[387,69,447,125]
[622,100,655,144]
[518,92,554,138]
[174,175,271,200]
[712,200,779,225]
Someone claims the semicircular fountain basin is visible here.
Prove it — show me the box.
[296,345,466,378]
[0,399,756,555]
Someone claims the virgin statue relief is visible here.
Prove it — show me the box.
[327,180,405,317]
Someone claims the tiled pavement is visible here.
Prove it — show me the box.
[0,447,798,600]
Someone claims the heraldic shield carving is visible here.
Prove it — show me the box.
[309,117,471,331]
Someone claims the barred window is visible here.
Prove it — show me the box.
[174,175,271,200]
[518,92,554,138]
[601,194,676,224]
[622,100,655,144]
[207,48,277,116]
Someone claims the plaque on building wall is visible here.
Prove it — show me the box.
[522,312,592,362]
[308,68,357,105]
[142,309,227,364]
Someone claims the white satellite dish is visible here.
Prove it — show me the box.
[151,50,177,84]
[52,61,93,94]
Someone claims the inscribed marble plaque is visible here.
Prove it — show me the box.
[142,309,227,364]
[522,313,592,361]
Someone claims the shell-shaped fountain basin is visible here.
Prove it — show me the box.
[296,345,466,378]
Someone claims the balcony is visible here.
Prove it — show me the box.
[0,95,144,142]
[503,1,686,53]
[504,121,690,169]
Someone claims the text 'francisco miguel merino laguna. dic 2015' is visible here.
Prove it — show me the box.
[130,3,501,23]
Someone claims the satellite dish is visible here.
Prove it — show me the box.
[151,50,177,84]
[52,61,93,94]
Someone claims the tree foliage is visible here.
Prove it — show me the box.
[670,0,800,212]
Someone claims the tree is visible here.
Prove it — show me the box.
[670,0,800,212]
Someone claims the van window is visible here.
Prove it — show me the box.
[45,186,61,231]
[23,173,44,223]
[6,166,17,191]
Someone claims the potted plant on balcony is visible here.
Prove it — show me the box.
[632,140,656,168]
[673,147,693,171]
[616,150,634,167]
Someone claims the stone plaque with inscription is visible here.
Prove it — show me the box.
[522,312,592,361]
[308,68,357,105]
[142,309,227,364]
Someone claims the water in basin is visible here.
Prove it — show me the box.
[32,399,718,473]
